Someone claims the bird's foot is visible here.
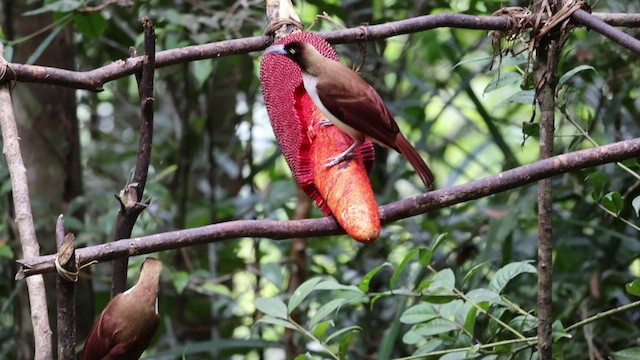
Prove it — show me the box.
[319,118,333,127]
[324,141,361,167]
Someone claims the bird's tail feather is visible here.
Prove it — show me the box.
[395,134,434,188]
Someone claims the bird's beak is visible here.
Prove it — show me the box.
[264,44,287,55]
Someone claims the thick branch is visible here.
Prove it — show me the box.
[0,12,638,90]
[16,137,640,278]
[111,18,156,296]
[0,51,53,358]
[572,9,640,55]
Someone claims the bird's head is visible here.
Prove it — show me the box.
[264,41,321,72]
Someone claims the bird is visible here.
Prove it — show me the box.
[264,40,434,188]
[80,257,162,360]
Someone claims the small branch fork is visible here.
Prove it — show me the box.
[110,17,156,297]
[0,12,639,91]
[16,136,640,278]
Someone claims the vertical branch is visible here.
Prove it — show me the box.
[534,24,560,360]
[0,46,53,359]
[55,215,77,360]
[111,18,156,296]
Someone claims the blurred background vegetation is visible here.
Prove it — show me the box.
[1,0,639,359]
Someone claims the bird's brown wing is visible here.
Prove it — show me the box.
[315,68,401,150]
[80,303,117,360]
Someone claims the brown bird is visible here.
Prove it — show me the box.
[80,257,162,360]
[264,40,434,188]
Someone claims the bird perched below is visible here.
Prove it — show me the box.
[80,257,162,360]
[264,40,434,188]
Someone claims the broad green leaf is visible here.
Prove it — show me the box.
[288,277,323,313]
[257,316,297,330]
[0,26,5,41]
[338,330,355,360]
[493,52,528,66]
[585,172,606,201]
[73,12,107,39]
[413,339,443,355]
[294,354,310,360]
[325,326,362,343]
[0,244,14,259]
[626,279,640,297]
[602,191,624,215]
[425,268,455,295]
[463,306,478,335]
[315,280,362,293]
[558,65,596,88]
[489,261,537,294]
[612,348,640,360]
[453,54,491,69]
[255,297,288,319]
[170,271,190,294]
[466,288,503,307]
[509,314,537,333]
[358,262,391,292]
[522,121,539,138]
[413,319,458,336]
[23,0,82,15]
[483,72,522,94]
[309,298,346,328]
[440,351,468,360]
[402,329,425,345]
[494,90,535,110]
[632,196,640,217]
[552,320,572,341]
[400,303,437,324]
[154,164,178,182]
[200,283,231,297]
[193,59,214,90]
[313,320,332,340]
[462,260,492,286]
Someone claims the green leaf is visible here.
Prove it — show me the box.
[413,318,458,336]
[466,288,503,307]
[170,271,190,294]
[483,72,522,94]
[632,196,640,217]
[612,348,640,360]
[26,22,67,65]
[462,260,492,286]
[23,0,82,15]
[431,233,448,253]
[489,261,537,294]
[402,329,425,345]
[154,164,178,182]
[413,339,443,355]
[193,59,214,90]
[256,316,297,330]
[0,244,13,259]
[294,355,310,360]
[0,26,6,41]
[463,306,478,335]
[359,262,391,292]
[400,303,437,324]
[288,277,323,313]
[602,191,624,216]
[509,314,538,333]
[453,54,491,69]
[626,279,640,297]
[313,320,332,340]
[425,268,455,295]
[390,248,423,289]
[495,90,535,111]
[315,280,362,293]
[558,65,596,88]
[585,172,606,201]
[326,325,362,343]
[309,298,346,328]
[338,329,355,360]
[522,121,539,138]
[255,297,288,319]
[73,12,107,39]
[552,320,572,341]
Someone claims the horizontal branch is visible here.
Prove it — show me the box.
[1,12,638,91]
[16,137,640,279]
[572,9,640,55]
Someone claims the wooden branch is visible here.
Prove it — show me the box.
[572,9,640,55]
[534,30,561,360]
[55,215,77,360]
[0,12,639,90]
[15,136,640,278]
[0,47,53,359]
[110,17,156,296]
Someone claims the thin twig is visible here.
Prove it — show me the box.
[16,136,640,278]
[0,46,53,359]
[110,17,156,296]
